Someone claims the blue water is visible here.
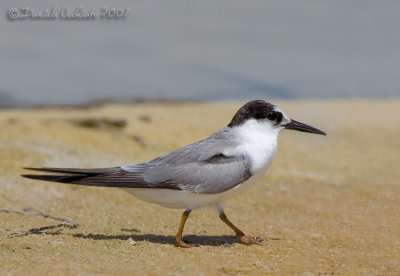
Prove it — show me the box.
[1,0,400,106]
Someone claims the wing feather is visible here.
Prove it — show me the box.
[125,128,252,194]
[23,128,252,194]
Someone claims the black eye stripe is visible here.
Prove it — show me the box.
[267,112,277,120]
[267,111,283,124]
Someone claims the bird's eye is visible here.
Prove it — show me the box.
[266,111,283,124]
[266,112,277,121]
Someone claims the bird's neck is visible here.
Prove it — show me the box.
[233,120,280,173]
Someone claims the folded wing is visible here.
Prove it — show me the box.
[22,128,252,194]
[22,167,181,190]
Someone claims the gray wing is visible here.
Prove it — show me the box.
[123,128,252,194]
[22,167,181,189]
[23,128,252,194]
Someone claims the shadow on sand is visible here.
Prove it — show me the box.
[72,233,240,246]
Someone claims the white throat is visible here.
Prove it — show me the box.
[227,119,281,173]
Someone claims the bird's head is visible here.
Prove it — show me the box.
[228,100,326,136]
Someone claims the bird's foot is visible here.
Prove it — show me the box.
[239,235,263,245]
[175,237,196,248]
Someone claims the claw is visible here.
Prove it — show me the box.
[239,235,263,245]
[175,238,196,248]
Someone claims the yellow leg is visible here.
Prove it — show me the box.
[175,210,194,248]
[219,211,262,245]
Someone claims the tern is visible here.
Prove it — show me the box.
[22,100,326,247]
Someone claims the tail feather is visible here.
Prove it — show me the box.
[21,167,125,187]
[21,166,171,190]
[23,167,119,175]
[21,174,88,183]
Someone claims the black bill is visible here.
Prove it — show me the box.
[284,119,326,135]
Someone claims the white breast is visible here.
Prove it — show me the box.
[225,119,279,174]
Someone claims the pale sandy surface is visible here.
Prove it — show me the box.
[0,101,399,275]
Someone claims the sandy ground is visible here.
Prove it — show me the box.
[0,101,399,275]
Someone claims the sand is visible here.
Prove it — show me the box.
[1,101,399,275]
